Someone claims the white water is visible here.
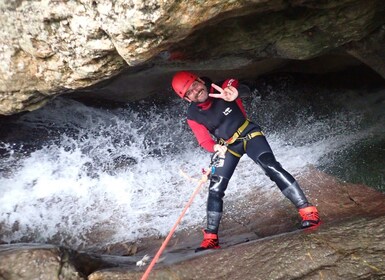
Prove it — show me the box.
[0,83,384,251]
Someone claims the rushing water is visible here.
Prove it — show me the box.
[0,73,384,251]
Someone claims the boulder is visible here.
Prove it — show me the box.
[0,244,84,280]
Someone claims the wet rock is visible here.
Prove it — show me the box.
[212,167,385,242]
[88,216,385,280]
[0,244,84,280]
[1,0,385,115]
[0,243,140,280]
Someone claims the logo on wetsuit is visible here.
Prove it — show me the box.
[223,107,232,115]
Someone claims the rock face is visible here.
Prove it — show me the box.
[1,0,385,115]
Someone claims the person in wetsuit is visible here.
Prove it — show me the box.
[171,71,320,252]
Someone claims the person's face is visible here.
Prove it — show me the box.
[184,79,208,103]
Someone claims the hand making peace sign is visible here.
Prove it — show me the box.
[209,83,239,102]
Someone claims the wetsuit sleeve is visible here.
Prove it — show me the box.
[228,79,251,98]
[220,78,248,118]
[221,78,239,89]
[221,78,251,97]
[187,119,216,152]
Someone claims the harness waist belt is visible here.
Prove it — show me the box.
[219,119,264,145]
[222,119,249,145]
[218,120,264,157]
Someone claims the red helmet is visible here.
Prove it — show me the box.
[172,71,198,98]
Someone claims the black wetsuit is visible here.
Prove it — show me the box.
[187,77,309,234]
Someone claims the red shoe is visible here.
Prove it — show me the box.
[195,230,220,252]
[299,206,320,228]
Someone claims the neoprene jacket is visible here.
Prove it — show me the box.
[186,77,250,152]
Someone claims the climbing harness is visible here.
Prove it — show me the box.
[218,119,264,157]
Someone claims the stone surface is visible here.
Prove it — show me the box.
[0,244,84,280]
[89,216,385,280]
[1,0,385,115]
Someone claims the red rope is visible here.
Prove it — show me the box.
[140,173,209,280]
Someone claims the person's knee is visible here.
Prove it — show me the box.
[257,152,282,176]
[257,152,295,189]
[208,175,229,199]
[208,175,229,212]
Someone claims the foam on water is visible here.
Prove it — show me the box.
[0,82,384,250]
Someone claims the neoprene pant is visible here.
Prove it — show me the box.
[206,133,309,233]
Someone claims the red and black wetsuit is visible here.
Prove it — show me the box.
[187,77,257,152]
[186,77,310,234]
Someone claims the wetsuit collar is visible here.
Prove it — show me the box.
[196,97,213,110]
